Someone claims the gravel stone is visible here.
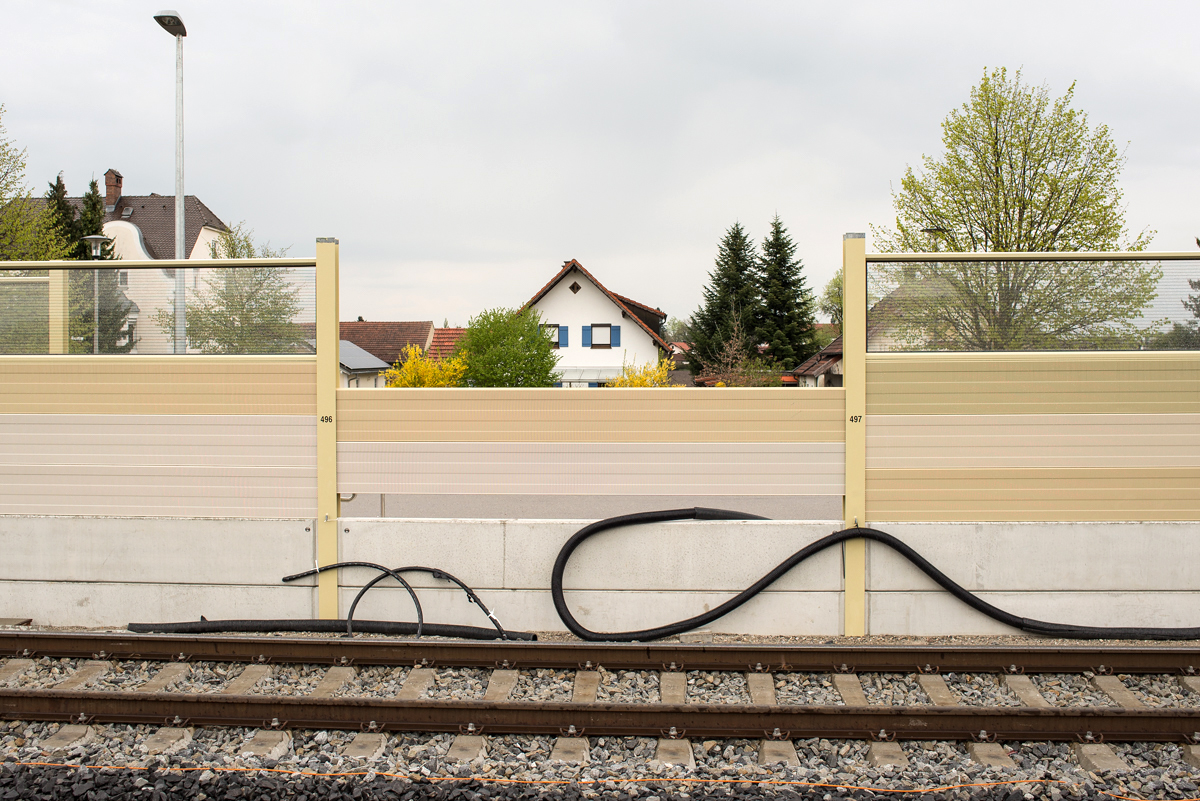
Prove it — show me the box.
[333,665,411,698]
[5,658,84,689]
[1032,673,1116,707]
[944,671,1021,706]
[424,667,487,700]
[1118,673,1199,708]
[175,661,245,693]
[859,672,930,705]
[89,660,156,691]
[510,668,574,702]
[246,664,326,696]
[595,668,659,703]
[774,672,842,705]
[685,670,750,704]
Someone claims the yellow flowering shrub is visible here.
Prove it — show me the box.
[383,344,467,388]
[605,355,677,387]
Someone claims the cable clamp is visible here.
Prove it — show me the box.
[765,728,789,741]
[1075,731,1104,744]
[870,729,896,742]
[662,726,685,740]
[461,723,482,735]
[971,729,997,743]
[917,664,940,674]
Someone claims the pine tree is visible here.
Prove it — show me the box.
[69,178,132,353]
[753,215,816,369]
[688,222,760,374]
[44,172,79,246]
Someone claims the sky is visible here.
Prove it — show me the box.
[3,1,1199,325]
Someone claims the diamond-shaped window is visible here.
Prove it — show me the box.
[569,281,582,294]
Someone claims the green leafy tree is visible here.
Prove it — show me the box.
[818,268,842,330]
[871,68,1159,351]
[662,316,691,344]
[0,105,67,262]
[753,215,817,368]
[454,307,559,387]
[688,222,759,374]
[153,222,304,353]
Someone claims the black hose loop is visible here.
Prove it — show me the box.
[282,561,424,638]
[346,566,511,640]
[551,510,1200,642]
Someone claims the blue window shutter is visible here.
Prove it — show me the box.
[554,381,562,388]
[588,382,598,388]
[582,326,592,347]
[559,326,568,347]
[611,325,621,347]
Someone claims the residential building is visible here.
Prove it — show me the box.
[792,336,843,387]
[339,320,435,367]
[524,260,670,387]
[339,340,391,387]
[61,169,231,354]
[428,327,465,360]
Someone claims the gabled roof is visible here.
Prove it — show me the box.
[428,327,466,360]
[792,336,842,377]
[339,321,435,365]
[67,194,227,259]
[523,259,671,352]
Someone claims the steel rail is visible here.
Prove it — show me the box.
[3,632,1199,675]
[2,689,1198,743]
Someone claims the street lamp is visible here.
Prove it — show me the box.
[82,234,111,354]
[154,10,187,354]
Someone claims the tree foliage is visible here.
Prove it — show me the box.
[753,215,817,368]
[818,268,843,330]
[454,307,560,387]
[384,343,467,387]
[1150,237,1200,349]
[688,222,759,374]
[152,222,303,353]
[0,105,67,262]
[870,68,1160,351]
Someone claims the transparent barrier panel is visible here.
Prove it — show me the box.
[867,258,1200,352]
[0,264,317,355]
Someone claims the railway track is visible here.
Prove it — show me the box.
[3,631,1200,750]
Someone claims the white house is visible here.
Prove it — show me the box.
[524,260,670,387]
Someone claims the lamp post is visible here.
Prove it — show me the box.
[154,10,187,354]
[82,234,110,354]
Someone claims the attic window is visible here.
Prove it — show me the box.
[121,207,133,218]
[569,281,581,294]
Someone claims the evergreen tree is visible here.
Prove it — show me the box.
[68,178,130,353]
[753,215,816,369]
[688,222,759,374]
[44,172,79,246]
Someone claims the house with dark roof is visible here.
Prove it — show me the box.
[339,320,435,366]
[54,169,232,354]
[339,340,391,387]
[523,260,669,387]
[792,336,843,387]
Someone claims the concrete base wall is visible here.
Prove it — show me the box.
[3,516,1199,635]
[0,517,317,626]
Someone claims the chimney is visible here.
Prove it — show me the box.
[104,169,123,210]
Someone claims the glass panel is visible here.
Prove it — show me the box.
[0,263,317,355]
[867,258,1200,352]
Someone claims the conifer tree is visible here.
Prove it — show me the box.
[44,172,79,246]
[68,178,131,353]
[753,215,816,369]
[688,222,759,374]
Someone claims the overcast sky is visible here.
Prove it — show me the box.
[4,1,1199,325]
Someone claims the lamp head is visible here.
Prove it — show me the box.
[154,11,186,37]
[82,234,110,259]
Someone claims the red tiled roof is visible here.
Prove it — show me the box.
[612,292,666,320]
[792,336,842,377]
[428,327,466,360]
[339,321,434,366]
[522,260,671,352]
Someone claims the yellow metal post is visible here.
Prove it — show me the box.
[315,238,340,619]
[842,233,867,636]
[48,270,69,354]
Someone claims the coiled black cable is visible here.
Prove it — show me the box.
[551,507,1200,642]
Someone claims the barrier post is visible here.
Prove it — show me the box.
[842,233,867,636]
[315,238,340,619]
[49,269,69,354]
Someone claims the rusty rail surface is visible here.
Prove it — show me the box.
[2,688,1198,742]
[3,631,1199,674]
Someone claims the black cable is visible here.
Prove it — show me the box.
[126,619,535,640]
[282,561,425,637]
[551,508,1200,642]
[346,567,511,640]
